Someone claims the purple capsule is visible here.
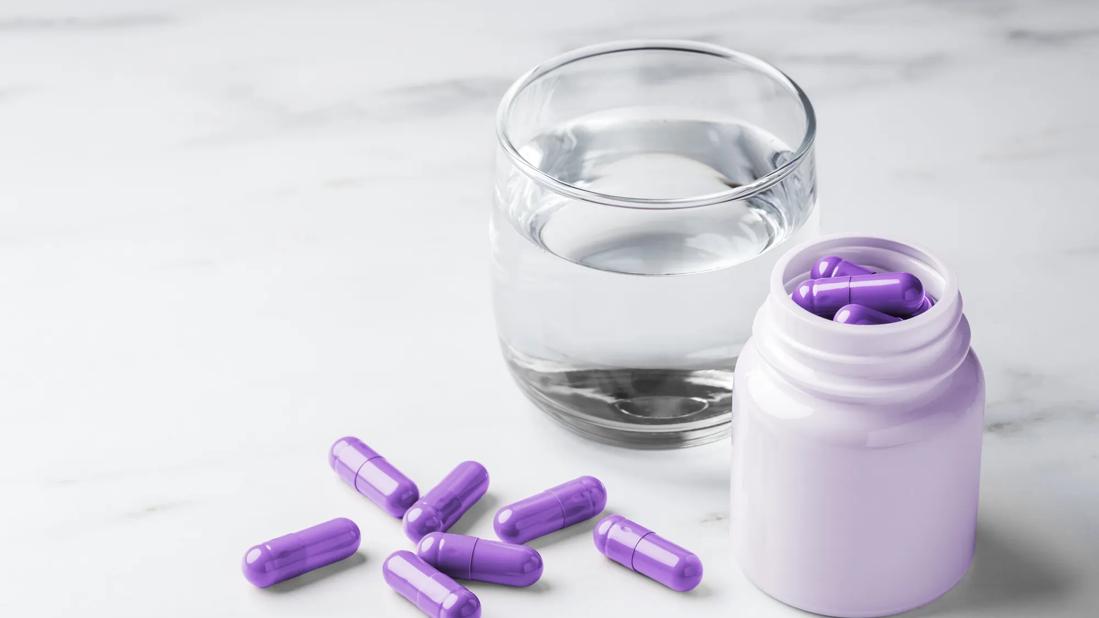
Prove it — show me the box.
[403,461,489,541]
[242,517,360,588]
[593,515,702,592]
[417,532,543,587]
[330,436,420,518]
[383,550,481,618]
[792,272,926,319]
[811,255,874,278]
[834,304,903,325]
[494,476,607,544]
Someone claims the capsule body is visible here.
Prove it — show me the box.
[242,517,360,588]
[330,436,419,518]
[792,272,926,319]
[834,304,902,325]
[593,515,702,592]
[811,255,873,279]
[404,461,489,541]
[494,476,607,544]
[418,532,543,587]
[383,550,481,618]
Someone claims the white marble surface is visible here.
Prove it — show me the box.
[3,0,1098,616]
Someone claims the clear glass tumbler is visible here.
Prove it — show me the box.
[491,41,817,448]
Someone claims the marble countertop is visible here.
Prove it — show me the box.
[3,0,1098,616]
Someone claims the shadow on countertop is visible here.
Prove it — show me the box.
[905,525,1073,616]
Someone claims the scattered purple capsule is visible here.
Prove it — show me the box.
[330,436,420,518]
[418,532,543,587]
[792,272,926,319]
[403,461,489,542]
[242,517,360,588]
[811,255,874,278]
[834,304,903,325]
[494,476,607,544]
[383,550,481,618]
[593,515,703,592]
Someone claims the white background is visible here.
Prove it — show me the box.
[2,0,1098,616]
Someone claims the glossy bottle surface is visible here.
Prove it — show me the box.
[593,515,703,592]
[383,550,481,618]
[494,476,607,544]
[792,272,926,319]
[330,436,420,517]
[404,461,489,541]
[418,532,543,587]
[242,518,360,588]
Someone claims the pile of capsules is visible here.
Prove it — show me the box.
[792,255,934,324]
[241,436,703,617]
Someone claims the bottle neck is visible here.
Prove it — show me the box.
[752,235,971,403]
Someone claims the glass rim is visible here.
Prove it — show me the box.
[495,39,817,210]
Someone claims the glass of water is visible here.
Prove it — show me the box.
[491,41,817,448]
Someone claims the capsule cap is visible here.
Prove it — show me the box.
[329,436,419,518]
[404,503,446,542]
[495,476,607,544]
[417,532,477,580]
[593,515,702,592]
[383,550,481,618]
[552,476,608,527]
[404,461,489,541]
[470,536,543,587]
[812,255,873,278]
[593,514,651,567]
[834,304,902,325]
[634,534,703,592]
[329,436,378,486]
[494,492,562,544]
[418,532,544,587]
[242,518,361,588]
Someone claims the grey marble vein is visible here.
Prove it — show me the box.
[0,12,176,33]
[381,76,514,113]
[986,402,1097,435]
[1006,27,1099,46]
[984,368,1097,435]
[772,51,948,81]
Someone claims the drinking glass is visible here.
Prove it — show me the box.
[491,41,817,448]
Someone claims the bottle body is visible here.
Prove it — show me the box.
[731,235,985,617]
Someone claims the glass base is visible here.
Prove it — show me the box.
[503,345,733,449]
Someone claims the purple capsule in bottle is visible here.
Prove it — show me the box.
[418,532,543,587]
[383,550,481,618]
[330,436,419,518]
[241,517,360,588]
[913,295,935,316]
[403,461,489,541]
[834,303,903,325]
[494,475,607,544]
[792,272,926,319]
[811,255,874,278]
[593,515,703,592]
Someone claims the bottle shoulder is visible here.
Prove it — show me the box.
[734,343,984,447]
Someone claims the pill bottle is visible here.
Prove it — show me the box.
[731,235,984,617]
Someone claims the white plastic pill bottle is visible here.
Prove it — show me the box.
[731,235,985,617]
